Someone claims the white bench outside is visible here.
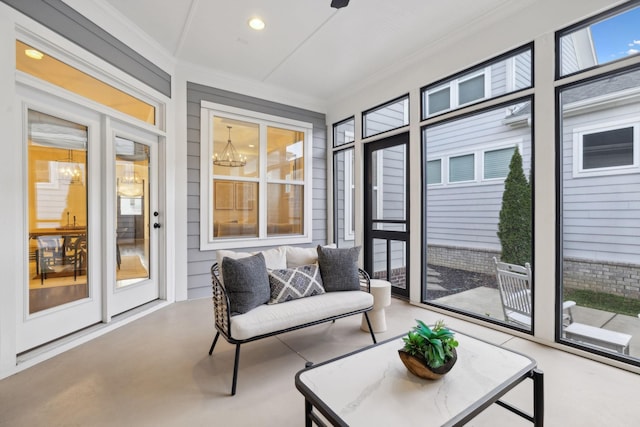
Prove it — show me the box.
[564,322,632,355]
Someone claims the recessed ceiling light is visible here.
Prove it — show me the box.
[248,17,265,31]
[248,144,255,148]
[25,48,44,60]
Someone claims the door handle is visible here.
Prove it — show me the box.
[153,223,161,229]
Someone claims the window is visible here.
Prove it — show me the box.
[427,87,451,116]
[333,118,356,247]
[558,3,640,77]
[423,98,533,331]
[458,72,486,105]
[574,125,637,176]
[449,154,475,183]
[363,95,409,138]
[583,128,634,169]
[425,70,489,117]
[16,40,156,125]
[484,146,517,179]
[558,6,640,364]
[426,159,442,185]
[421,45,532,119]
[334,117,355,147]
[200,102,312,250]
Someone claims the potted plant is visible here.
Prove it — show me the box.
[398,319,459,380]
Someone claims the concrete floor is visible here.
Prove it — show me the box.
[0,297,639,426]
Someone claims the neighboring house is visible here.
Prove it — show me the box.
[423,50,533,275]
[422,34,640,299]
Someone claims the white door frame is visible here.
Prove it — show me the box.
[16,88,103,352]
[106,120,161,318]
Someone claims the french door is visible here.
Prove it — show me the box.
[364,132,410,299]
[17,88,160,352]
[109,123,160,316]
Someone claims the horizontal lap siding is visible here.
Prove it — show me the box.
[425,107,531,251]
[373,146,407,273]
[186,83,327,299]
[562,102,640,264]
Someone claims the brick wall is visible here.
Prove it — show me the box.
[563,257,640,300]
[427,245,500,275]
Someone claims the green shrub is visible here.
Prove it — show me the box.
[497,147,531,266]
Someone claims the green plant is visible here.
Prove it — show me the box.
[497,147,531,266]
[401,319,458,368]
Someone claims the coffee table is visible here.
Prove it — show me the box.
[295,333,543,426]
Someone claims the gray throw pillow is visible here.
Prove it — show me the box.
[317,245,361,292]
[221,252,270,314]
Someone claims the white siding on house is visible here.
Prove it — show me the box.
[514,52,532,89]
[372,145,407,274]
[561,87,640,264]
[425,105,531,251]
[363,97,408,138]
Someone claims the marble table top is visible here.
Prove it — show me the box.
[296,332,536,426]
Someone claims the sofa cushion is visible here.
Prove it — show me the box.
[221,253,270,315]
[317,245,361,292]
[268,264,325,304]
[229,291,374,340]
[216,246,287,284]
[285,244,336,268]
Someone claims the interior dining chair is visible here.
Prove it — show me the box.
[36,235,64,285]
[67,235,87,280]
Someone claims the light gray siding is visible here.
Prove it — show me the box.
[363,97,408,137]
[373,145,407,274]
[514,52,532,90]
[425,105,532,251]
[561,90,640,264]
[186,82,327,299]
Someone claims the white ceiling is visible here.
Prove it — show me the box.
[102,0,525,104]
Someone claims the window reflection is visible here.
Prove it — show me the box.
[559,4,640,76]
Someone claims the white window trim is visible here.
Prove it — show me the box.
[431,140,524,187]
[343,149,355,241]
[199,101,313,250]
[481,141,524,182]
[572,119,640,179]
[425,67,492,117]
[456,68,491,108]
[373,150,384,219]
[16,30,165,132]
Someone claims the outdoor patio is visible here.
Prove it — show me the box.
[432,285,640,359]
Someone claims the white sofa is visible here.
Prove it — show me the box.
[208,245,376,395]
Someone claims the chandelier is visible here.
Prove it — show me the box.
[58,150,82,185]
[117,172,144,197]
[213,126,246,167]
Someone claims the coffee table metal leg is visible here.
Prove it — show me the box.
[305,399,312,427]
[532,368,544,426]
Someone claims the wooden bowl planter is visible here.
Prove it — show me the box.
[398,347,457,380]
[399,319,459,380]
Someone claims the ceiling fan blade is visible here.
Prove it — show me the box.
[331,0,350,9]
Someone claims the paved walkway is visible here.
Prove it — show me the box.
[433,286,640,358]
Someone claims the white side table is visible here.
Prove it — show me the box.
[361,279,392,333]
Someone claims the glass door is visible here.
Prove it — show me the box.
[18,102,102,353]
[110,127,159,316]
[364,132,410,299]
